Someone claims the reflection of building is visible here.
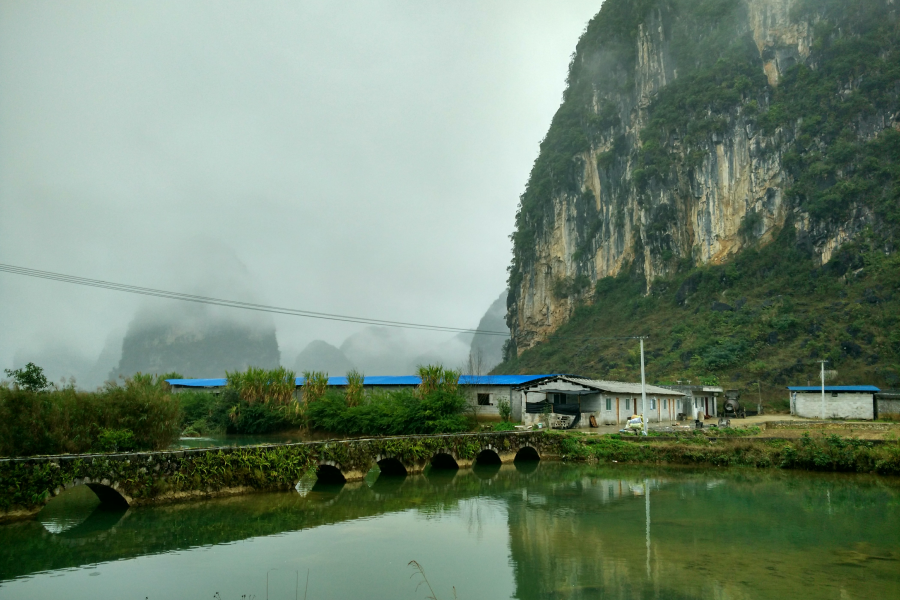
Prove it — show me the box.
[788,385,880,419]
[515,375,686,427]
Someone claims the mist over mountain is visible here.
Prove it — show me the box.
[468,290,508,372]
[294,340,356,376]
[112,312,280,380]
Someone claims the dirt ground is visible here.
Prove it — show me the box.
[569,413,900,440]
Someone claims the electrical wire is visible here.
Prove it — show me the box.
[0,263,510,336]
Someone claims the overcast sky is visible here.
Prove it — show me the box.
[0,0,602,377]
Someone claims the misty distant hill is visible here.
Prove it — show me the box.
[468,290,508,371]
[294,340,355,376]
[112,318,280,379]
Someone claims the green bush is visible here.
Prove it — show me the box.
[307,387,472,436]
[178,388,303,436]
[96,428,137,452]
[0,374,181,457]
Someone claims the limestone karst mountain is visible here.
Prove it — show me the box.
[500,0,900,392]
[112,309,280,380]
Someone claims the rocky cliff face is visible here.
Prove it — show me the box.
[507,0,900,354]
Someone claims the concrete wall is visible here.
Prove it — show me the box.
[465,385,518,420]
[793,392,875,420]
[876,398,900,418]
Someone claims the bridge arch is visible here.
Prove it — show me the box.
[375,456,408,477]
[474,448,502,465]
[48,478,131,510]
[315,463,347,484]
[514,446,540,462]
[429,452,459,470]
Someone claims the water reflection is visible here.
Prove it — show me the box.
[2,464,898,599]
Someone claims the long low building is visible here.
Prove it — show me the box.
[166,374,559,421]
[515,375,687,427]
[788,385,881,419]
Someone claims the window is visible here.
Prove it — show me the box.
[650,398,656,410]
[553,393,567,405]
[606,397,612,411]
[477,393,490,406]
[663,398,668,409]
[625,398,631,410]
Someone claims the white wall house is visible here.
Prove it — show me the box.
[788,385,880,420]
[515,375,686,427]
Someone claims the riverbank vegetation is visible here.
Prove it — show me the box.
[0,371,181,457]
[555,431,900,475]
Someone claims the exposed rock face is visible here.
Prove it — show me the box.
[506,0,899,354]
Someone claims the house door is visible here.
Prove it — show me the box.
[705,397,709,417]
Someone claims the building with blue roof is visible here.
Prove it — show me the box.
[786,385,880,419]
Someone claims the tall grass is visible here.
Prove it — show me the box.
[226,366,296,405]
[346,369,364,407]
[0,375,181,457]
[301,371,329,404]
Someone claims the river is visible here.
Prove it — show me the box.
[1,462,897,599]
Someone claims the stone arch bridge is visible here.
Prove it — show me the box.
[0,431,559,521]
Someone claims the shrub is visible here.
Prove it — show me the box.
[307,378,472,437]
[498,397,512,422]
[0,374,181,457]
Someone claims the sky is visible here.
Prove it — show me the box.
[0,0,603,382]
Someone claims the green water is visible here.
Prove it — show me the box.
[1,463,898,599]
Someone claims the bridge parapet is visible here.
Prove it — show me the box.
[0,431,558,522]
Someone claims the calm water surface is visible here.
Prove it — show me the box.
[1,463,897,599]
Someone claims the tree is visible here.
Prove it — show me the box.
[3,362,51,392]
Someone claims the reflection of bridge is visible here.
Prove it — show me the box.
[0,463,541,582]
[0,431,557,521]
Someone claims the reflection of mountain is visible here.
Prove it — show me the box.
[293,340,355,376]
[112,317,280,379]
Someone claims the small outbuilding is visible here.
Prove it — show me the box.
[787,385,880,420]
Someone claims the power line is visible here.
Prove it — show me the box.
[0,263,510,336]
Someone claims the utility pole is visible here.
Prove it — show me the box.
[756,381,763,416]
[818,360,828,420]
[640,337,648,436]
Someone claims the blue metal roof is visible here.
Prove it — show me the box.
[787,385,880,392]
[167,374,558,388]
[167,378,227,388]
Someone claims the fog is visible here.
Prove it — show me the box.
[0,1,603,385]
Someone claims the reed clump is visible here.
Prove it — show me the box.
[301,371,329,404]
[345,369,364,407]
